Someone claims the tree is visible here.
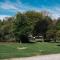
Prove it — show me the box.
[0,17,15,42]
[56,18,60,30]
[0,11,56,43]
[46,19,57,42]
[24,11,43,33]
[33,16,52,41]
[0,20,3,41]
[14,12,31,43]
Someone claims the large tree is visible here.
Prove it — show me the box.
[33,16,52,41]
[14,12,31,43]
[0,17,15,42]
[24,11,43,34]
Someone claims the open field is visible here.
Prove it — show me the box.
[0,42,60,59]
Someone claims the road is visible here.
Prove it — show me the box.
[4,54,60,60]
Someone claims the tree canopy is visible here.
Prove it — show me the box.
[0,11,60,43]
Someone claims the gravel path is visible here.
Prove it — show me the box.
[4,54,60,60]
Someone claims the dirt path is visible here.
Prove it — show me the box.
[4,54,60,60]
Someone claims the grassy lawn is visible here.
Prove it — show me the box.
[0,42,60,59]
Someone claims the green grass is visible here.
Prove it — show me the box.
[0,42,60,59]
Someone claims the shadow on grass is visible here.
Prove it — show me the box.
[48,41,60,43]
[57,45,60,46]
[21,41,36,44]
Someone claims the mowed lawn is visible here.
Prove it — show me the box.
[0,42,60,59]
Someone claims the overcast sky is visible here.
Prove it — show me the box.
[0,0,60,20]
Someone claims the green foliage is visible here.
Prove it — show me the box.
[56,18,60,30]
[24,11,43,32]
[0,11,59,43]
[14,12,31,43]
[0,17,15,42]
[33,16,52,41]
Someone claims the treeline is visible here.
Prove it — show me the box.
[0,11,60,43]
